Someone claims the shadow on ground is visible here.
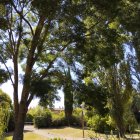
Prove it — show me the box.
[5,130,33,137]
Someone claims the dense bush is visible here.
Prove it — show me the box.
[0,107,9,139]
[51,111,66,127]
[34,116,52,128]
[67,116,82,126]
[51,117,66,127]
[7,111,15,132]
[124,111,138,133]
[51,110,82,127]
[87,115,113,133]
[0,90,12,138]
[34,107,52,128]
[26,113,33,123]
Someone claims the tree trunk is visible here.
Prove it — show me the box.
[109,67,126,138]
[64,89,73,126]
[11,14,46,140]
[116,116,126,138]
[12,101,27,140]
[13,52,19,122]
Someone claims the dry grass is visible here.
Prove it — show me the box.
[42,127,106,139]
[5,127,140,140]
[5,132,48,140]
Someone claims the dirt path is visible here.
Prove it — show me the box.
[24,125,91,140]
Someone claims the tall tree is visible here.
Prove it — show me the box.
[63,68,73,125]
[103,61,133,137]
[0,1,87,140]
[0,0,138,139]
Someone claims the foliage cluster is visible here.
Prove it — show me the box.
[0,89,12,138]
[27,106,82,128]
[33,107,52,128]
[86,106,138,133]
[7,110,15,132]
[51,111,66,127]
[0,0,140,139]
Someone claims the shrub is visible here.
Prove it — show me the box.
[73,108,82,117]
[124,112,138,133]
[72,108,86,127]
[0,90,12,137]
[51,110,82,127]
[7,111,15,132]
[0,107,10,139]
[26,113,33,123]
[34,106,52,128]
[67,116,82,127]
[51,111,66,127]
[34,116,52,128]
[87,115,113,133]
[51,117,66,127]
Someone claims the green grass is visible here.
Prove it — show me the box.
[5,132,48,140]
[42,127,140,140]
[43,127,105,138]
[5,127,140,140]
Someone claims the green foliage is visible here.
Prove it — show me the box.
[0,0,139,139]
[0,69,9,84]
[67,116,81,127]
[51,111,66,127]
[0,17,8,30]
[0,1,10,30]
[132,93,140,112]
[0,89,11,108]
[73,108,82,117]
[100,61,134,137]
[34,116,51,128]
[31,0,60,18]
[26,113,33,123]
[124,110,138,132]
[7,110,15,132]
[87,115,113,133]
[0,107,9,139]
[75,83,109,116]
[51,110,82,127]
[30,77,60,108]
[33,106,52,128]
[0,90,12,138]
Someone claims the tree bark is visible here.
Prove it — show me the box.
[64,88,73,125]
[13,55,19,122]
[12,101,27,140]
[12,16,45,140]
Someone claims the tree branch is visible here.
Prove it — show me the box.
[11,1,34,36]
[27,93,34,107]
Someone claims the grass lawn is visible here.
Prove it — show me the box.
[42,127,140,140]
[5,132,48,140]
[43,127,106,138]
[5,127,140,140]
